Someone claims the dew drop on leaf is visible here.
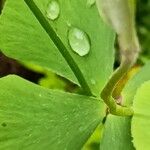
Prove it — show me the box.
[46,0,60,20]
[68,27,91,56]
[66,20,71,27]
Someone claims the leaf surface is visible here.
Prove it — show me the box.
[0,75,105,150]
[0,0,115,96]
[131,80,150,150]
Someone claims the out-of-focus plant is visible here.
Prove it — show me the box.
[137,0,150,63]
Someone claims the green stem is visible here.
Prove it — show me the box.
[101,49,139,116]
[24,0,92,96]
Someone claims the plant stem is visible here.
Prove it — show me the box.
[101,48,139,116]
[24,0,92,96]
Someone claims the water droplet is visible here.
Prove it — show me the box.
[66,21,71,27]
[91,79,96,85]
[68,27,91,56]
[46,1,60,20]
[87,0,95,7]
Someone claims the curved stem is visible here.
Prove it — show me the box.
[101,49,139,116]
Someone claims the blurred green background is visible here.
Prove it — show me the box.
[136,0,150,63]
[0,0,149,149]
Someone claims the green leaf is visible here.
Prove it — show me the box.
[99,61,150,150]
[100,115,134,150]
[0,75,105,150]
[0,0,115,96]
[131,81,150,150]
[123,62,150,106]
[83,124,104,150]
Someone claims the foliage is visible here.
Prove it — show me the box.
[0,0,150,150]
[100,61,150,150]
